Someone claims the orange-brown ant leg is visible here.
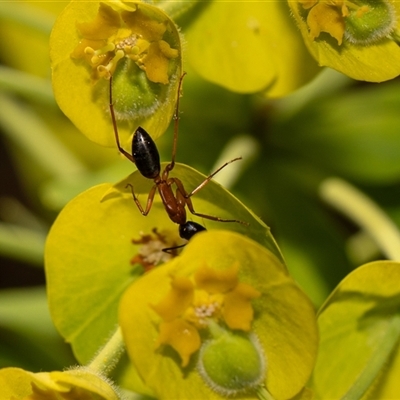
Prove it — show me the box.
[165,72,187,174]
[172,178,248,225]
[185,157,242,198]
[126,183,157,216]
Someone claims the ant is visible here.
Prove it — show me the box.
[109,73,247,251]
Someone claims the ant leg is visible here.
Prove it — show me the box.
[185,157,242,198]
[109,76,135,163]
[165,72,187,174]
[172,178,249,226]
[186,199,248,225]
[162,243,186,254]
[126,183,157,216]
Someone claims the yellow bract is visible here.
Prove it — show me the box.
[0,367,120,400]
[151,262,261,367]
[186,1,319,96]
[311,261,400,398]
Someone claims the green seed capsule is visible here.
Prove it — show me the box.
[344,0,397,45]
[198,330,266,396]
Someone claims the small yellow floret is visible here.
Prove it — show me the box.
[152,262,260,367]
[155,319,201,367]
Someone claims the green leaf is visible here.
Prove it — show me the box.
[311,261,400,399]
[272,83,400,184]
[186,1,318,96]
[45,163,281,381]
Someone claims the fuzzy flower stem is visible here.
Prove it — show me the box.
[257,386,276,400]
[87,326,125,376]
[319,177,400,260]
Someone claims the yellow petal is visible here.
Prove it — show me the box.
[121,8,166,41]
[143,41,174,84]
[155,319,201,367]
[76,2,120,40]
[194,262,239,294]
[151,276,194,321]
[299,0,318,9]
[307,2,345,45]
[223,282,261,331]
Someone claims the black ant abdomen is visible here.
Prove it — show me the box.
[132,127,161,180]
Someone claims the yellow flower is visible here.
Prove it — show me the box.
[151,262,261,367]
[71,2,178,84]
[119,231,318,399]
[50,1,182,147]
[289,0,400,81]
[300,0,396,46]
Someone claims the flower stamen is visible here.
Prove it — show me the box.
[98,49,125,78]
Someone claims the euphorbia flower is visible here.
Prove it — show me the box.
[119,230,318,399]
[290,0,400,81]
[0,367,121,400]
[50,1,182,147]
[151,262,261,367]
[71,2,178,84]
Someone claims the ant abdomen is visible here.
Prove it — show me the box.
[132,127,161,179]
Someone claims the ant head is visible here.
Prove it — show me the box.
[179,221,206,241]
